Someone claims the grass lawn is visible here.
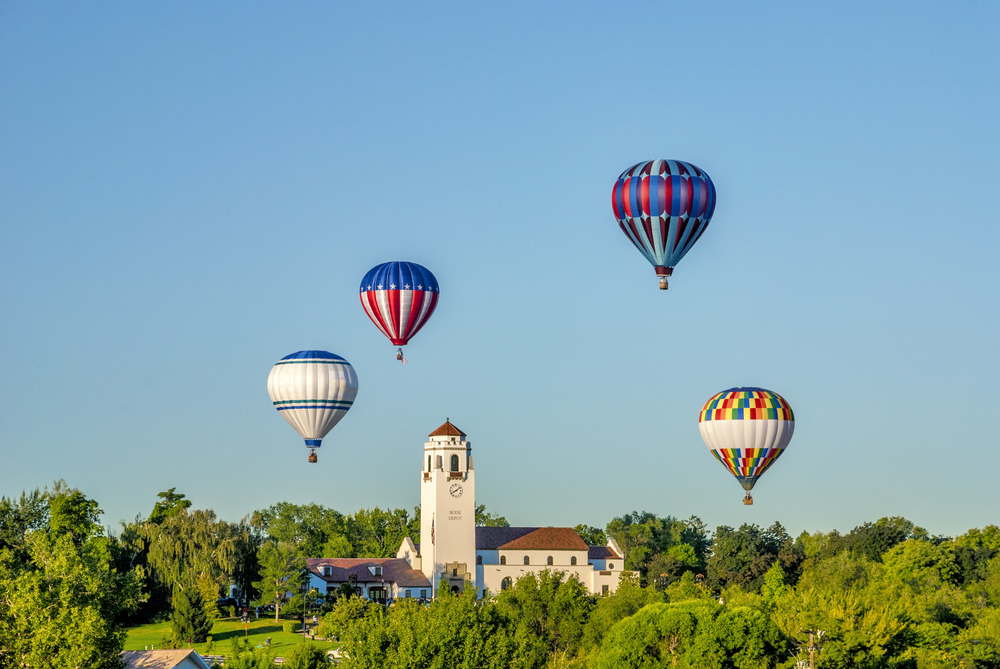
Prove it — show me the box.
[124,617,340,658]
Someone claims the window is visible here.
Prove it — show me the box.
[476,555,482,565]
[608,563,614,570]
[420,590,427,599]
[547,556,553,566]
[452,568,457,577]
[602,585,609,595]
[323,566,331,576]
[450,454,459,471]
[427,455,431,471]
[374,566,382,576]
[405,590,411,598]
[501,577,512,591]
[571,556,577,566]
[436,455,442,469]
[523,556,530,565]
[500,555,506,565]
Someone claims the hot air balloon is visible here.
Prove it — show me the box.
[698,387,794,505]
[359,261,439,362]
[612,160,717,290]
[267,350,358,463]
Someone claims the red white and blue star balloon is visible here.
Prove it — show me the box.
[360,261,439,361]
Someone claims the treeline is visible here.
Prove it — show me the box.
[0,482,507,665]
[327,516,1000,668]
[2,483,1000,667]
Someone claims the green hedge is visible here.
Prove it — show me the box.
[282,620,301,634]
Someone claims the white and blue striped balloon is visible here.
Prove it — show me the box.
[267,351,358,458]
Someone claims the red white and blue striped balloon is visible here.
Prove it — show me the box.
[360,261,439,347]
[612,160,717,287]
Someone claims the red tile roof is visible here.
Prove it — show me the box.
[476,527,588,551]
[476,527,536,549]
[305,558,431,588]
[429,420,466,437]
[587,545,621,560]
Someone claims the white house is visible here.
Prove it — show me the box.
[304,557,432,603]
[307,421,633,600]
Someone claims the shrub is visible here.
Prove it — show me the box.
[283,620,302,634]
[284,642,329,669]
[228,605,237,618]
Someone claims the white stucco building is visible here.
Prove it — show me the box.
[307,420,631,600]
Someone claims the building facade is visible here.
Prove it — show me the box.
[307,421,631,600]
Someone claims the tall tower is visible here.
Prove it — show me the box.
[420,420,476,596]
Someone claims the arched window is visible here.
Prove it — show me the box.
[523,556,530,565]
[546,556,553,566]
[436,455,442,469]
[476,555,482,565]
[571,556,577,566]
[450,454,459,471]
[501,577,512,591]
[500,555,506,565]
[427,455,431,471]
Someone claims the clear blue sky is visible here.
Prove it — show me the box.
[2,2,998,538]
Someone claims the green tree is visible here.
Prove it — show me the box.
[574,524,607,546]
[592,599,785,669]
[141,507,247,621]
[147,488,192,525]
[285,641,329,669]
[706,521,803,591]
[476,504,510,527]
[337,593,546,669]
[582,572,663,650]
[0,528,145,669]
[837,516,929,562]
[170,586,212,644]
[605,512,711,581]
[252,541,304,621]
[348,507,418,558]
[0,489,49,559]
[495,570,593,659]
[48,481,103,546]
[252,502,350,558]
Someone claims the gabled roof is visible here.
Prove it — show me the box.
[306,558,431,588]
[588,545,622,560]
[476,527,537,549]
[476,527,589,551]
[121,650,211,669]
[430,420,466,437]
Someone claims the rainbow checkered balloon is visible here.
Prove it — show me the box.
[698,387,794,493]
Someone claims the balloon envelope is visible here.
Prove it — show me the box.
[612,160,716,281]
[359,261,439,347]
[698,387,794,492]
[267,350,358,450]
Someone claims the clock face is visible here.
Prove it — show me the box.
[449,483,463,498]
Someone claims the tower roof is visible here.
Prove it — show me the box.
[429,419,466,437]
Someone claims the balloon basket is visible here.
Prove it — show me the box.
[658,277,669,290]
[395,348,407,364]
[308,450,318,464]
[743,493,753,506]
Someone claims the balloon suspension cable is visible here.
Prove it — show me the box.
[396,348,407,364]
[308,449,318,464]
[743,491,753,506]
[658,277,669,290]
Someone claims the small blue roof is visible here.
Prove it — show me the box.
[280,350,346,361]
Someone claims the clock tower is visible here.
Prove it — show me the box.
[420,420,476,596]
